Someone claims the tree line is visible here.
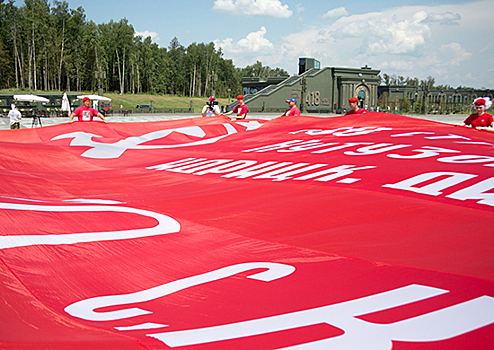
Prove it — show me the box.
[0,0,288,97]
[380,73,478,91]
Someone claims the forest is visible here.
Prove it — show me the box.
[0,0,475,101]
[0,0,288,97]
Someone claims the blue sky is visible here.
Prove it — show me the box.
[16,0,494,89]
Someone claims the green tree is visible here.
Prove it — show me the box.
[382,73,390,85]
[0,1,291,95]
[402,95,411,112]
[240,60,288,79]
[167,36,185,95]
[414,99,423,113]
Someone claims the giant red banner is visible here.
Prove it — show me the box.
[1,113,494,349]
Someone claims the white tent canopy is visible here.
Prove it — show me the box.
[77,94,111,102]
[61,92,72,113]
[13,94,49,103]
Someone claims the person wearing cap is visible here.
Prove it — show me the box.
[225,95,248,120]
[461,97,493,129]
[283,97,301,116]
[70,97,107,123]
[201,96,221,117]
[8,105,22,129]
[345,97,367,115]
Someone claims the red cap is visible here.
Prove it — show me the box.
[349,97,358,103]
[209,96,215,100]
[474,98,486,105]
[82,97,90,102]
[237,95,244,100]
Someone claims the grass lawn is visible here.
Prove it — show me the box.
[105,93,231,112]
[1,89,232,113]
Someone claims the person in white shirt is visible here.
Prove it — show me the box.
[8,105,22,129]
[202,96,221,117]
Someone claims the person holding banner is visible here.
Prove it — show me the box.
[225,95,248,120]
[345,97,367,115]
[283,97,301,116]
[461,97,493,129]
[70,97,107,123]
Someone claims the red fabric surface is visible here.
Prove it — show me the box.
[1,114,493,349]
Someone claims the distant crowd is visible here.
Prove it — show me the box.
[8,94,493,131]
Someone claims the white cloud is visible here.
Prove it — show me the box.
[438,42,472,66]
[321,7,348,19]
[333,11,430,55]
[213,0,493,88]
[379,60,415,71]
[134,30,161,42]
[479,41,494,53]
[238,26,274,51]
[423,11,461,25]
[212,0,293,18]
[215,27,274,64]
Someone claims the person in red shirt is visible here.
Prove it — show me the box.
[70,97,107,123]
[283,97,301,116]
[225,95,248,120]
[345,97,367,115]
[462,97,493,129]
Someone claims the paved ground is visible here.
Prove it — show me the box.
[0,112,472,130]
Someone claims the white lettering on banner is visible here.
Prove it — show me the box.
[166,159,234,174]
[437,155,494,165]
[193,160,259,175]
[332,127,393,137]
[51,121,263,159]
[147,284,494,349]
[311,142,374,154]
[278,141,341,153]
[149,158,377,183]
[147,158,207,171]
[147,159,494,208]
[242,140,312,153]
[65,262,296,321]
[425,134,471,140]
[447,178,494,207]
[234,120,265,131]
[241,139,493,169]
[387,146,461,159]
[391,132,472,141]
[253,163,328,182]
[456,141,494,146]
[222,162,296,179]
[115,323,169,331]
[242,141,377,154]
[344,143,411,156]
[382,172,478,196]
[391,132,435,137]
[289,127,392,137]
[0,201,180,250]
[295,165,377,182]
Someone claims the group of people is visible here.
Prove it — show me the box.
[8,94,493,131]
[7,96,108,129]
[202,94,302,119]
[201,95,249,120]
[340,95,493,130]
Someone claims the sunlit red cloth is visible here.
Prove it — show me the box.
[1,113,494,349]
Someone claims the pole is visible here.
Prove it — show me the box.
[300,76,307,113]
